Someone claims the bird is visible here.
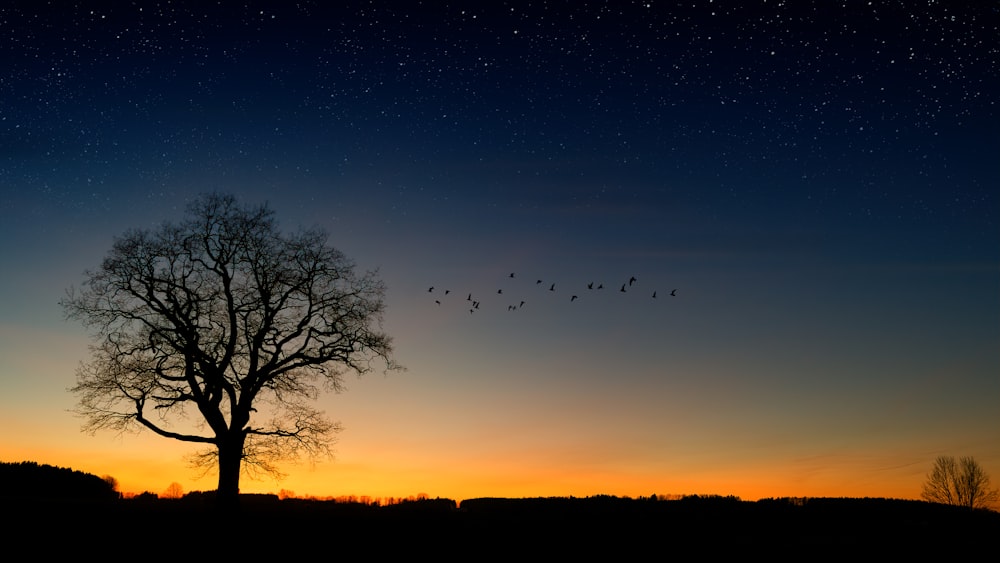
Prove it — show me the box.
[652,291,657,298]
[467,293,472,301]
[428,286,434,292]
[445,290,450,295]
[510,272,515,278]
[670,289,677,296]
[620,284,626,292]
[587,282,593,289]
[498,289,503,294]
[435,300,441,305]
[597,283,603,289]
[629,276,637,286]
[549,283,555,291]
[520,300,525,308]
[536,279,543,284]
[571,295,578,301]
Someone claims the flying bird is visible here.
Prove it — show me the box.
[620,284,626,292]
[587,282,593,289]
[652,292,657,298]
[467,293,472,301]
[597,283,603,289]
[571,295,578,301]
[629,276,637,286]
[428,286,434,292]
[670,289,677,296]
[435,300,441,305]
[498,289,503,294]
[536,279,543,284]
[445,290,450,295]
[520,301,525,308]
[549,283,555,291]
[510,272,515,278]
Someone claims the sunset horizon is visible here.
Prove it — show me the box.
[2,416,977,506]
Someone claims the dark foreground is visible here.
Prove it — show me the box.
[6,495,997,556]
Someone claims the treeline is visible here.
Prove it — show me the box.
[3,467,999,554]
[0,461,119,500]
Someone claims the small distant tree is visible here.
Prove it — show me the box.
[163,482,184,499]
[101,474,119,494]
[921,455,999,510]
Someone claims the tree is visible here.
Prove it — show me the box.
[162,482,184,499]
[62,193,399,507]
[921,455,999,510]
[101,474,120,496]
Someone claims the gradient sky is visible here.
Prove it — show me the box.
[1,1,997,502]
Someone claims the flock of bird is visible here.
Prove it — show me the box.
[428,272,676,314]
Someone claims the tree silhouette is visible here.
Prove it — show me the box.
[62,193,399,507]
[921,455,999,510]
[101,474,119,495]
[162,482,184,499]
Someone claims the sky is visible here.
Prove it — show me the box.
[1,1,997,502]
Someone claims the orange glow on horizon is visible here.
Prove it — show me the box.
[0,447,933,503]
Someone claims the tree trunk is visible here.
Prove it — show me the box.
[216,433,245,509]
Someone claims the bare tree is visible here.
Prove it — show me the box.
[921,455,999,510]
[163,481,184,499]
[62,193,399,507]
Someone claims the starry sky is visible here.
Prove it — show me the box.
[1,1,997,502]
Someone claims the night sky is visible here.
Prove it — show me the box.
[1,1,997,501]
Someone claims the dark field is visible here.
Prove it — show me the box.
[5,495,997,557]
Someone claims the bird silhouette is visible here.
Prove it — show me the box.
[424,270,670,316]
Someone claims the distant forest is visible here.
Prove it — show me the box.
[0,461,119,500]
[2,460,999,553]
